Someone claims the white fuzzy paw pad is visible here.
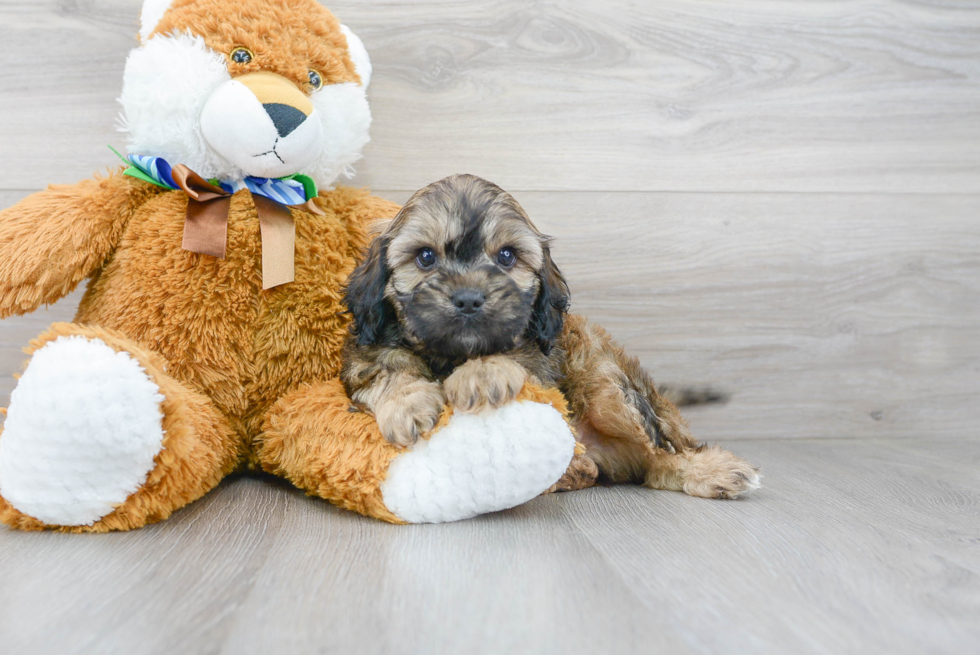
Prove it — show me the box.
[0,336,166,526]
[381,401,575,523]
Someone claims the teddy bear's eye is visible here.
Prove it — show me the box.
[230,47,254,64]
[308,70,323,90]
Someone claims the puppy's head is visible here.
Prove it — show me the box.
[345,174,570,359]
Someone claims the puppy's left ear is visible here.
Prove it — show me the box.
[528,245,570,355]
[344,237,393,346]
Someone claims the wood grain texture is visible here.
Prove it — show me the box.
[1,1,979,192]
[0,438,977,654]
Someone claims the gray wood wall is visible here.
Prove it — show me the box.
[1,0,978,440]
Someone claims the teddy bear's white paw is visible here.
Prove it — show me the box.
[380,400,575,523]
[0,336,165,526]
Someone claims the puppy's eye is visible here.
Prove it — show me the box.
[309,69,323,90]
[416,248,437,269]
[497,247,516,268]
[230,47,254,64]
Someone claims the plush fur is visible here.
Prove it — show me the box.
[0,0,579,530]
[0,335,168,526]
[262,381,574,524]
[139,0,176,42]
[342,175,762,499]
[0,322,240,532]
[122,0,370,187]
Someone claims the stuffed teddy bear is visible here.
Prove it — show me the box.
[0,0,578,530]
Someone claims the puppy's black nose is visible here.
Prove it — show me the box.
[453,289,485,315]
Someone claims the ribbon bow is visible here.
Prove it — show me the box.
[113,149,323,289]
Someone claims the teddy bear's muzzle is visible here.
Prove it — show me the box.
[200,71,323,179]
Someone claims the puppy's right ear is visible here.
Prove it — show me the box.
[528,244,570,356]
[344,238,392,346]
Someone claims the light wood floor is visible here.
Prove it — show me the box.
[0,437,977,654]
[1,1,978,653]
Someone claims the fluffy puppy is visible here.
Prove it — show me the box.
[342,174,760,499]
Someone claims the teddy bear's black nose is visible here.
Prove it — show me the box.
[453,289,485,315]
[263,103,307,138]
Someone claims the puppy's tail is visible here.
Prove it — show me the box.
[656,384,731,407]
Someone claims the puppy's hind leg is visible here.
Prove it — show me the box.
[652,444,762,500]
[561,315,760,499]
[620,361,761,499]
[546,451,599,493]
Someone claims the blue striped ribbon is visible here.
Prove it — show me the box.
[125,154,314,206]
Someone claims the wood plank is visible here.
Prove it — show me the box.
[560,438,980,654]
[2,190,977,440]
[0,438,977,654]
[1,1,979,193]
[216,483,685,655]
[0,476,295,655]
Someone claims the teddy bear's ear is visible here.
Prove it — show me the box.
[139,0,174,43]
[340,25,372,88]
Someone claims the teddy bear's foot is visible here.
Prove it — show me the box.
[260,381,576,524]
[0,334,163,526]
[0,323,238,531]
[380,398,576,523]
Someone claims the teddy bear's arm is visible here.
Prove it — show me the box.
[0,170,163,318]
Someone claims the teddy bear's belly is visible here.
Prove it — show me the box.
[74,191,364,452]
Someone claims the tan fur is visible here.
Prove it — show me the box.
[258,381,575,525]
[355,372,445,447]
[444,355,527,413]
[645,444,762,499]
[71,179,400,464]
[385,177,545,272]
[560,314,760,499]
[0,323,239,532]
[0,170,405,530]
[151,0,361,89]
[0,172,165,318]
[258,379,405,524]
[0,0,421,530]
[546,452,599,493]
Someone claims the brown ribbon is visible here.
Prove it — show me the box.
[176,165,230,259]
[253,195,296,289]
[172,164,323,290]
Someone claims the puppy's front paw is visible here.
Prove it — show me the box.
[444,355,526,413]
[375,380,446,447]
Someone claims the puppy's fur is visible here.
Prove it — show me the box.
[342,174,760,499]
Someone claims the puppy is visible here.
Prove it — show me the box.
[341,174,760,499]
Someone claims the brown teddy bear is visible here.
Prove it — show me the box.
[0,0,581,530]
